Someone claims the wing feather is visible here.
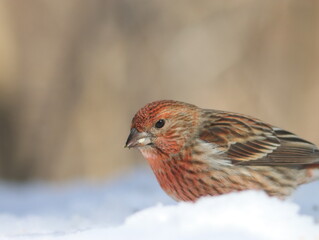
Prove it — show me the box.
[199,111,319,166]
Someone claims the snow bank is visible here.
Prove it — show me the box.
[0,168,318,240]
[105,191,319,240]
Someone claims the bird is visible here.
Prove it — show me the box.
[125,100,319,202]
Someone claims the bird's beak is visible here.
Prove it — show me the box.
[125,128,152,148]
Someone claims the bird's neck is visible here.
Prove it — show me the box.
[139,146,171,171]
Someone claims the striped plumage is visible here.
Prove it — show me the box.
[125,100,319,201]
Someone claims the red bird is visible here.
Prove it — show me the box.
[125,100,319,201]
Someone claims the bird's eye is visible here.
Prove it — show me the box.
[155,119,165,129]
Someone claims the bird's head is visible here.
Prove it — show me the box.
[125,100,199,155]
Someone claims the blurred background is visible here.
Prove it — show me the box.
[0,0,318,182]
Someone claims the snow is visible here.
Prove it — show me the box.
[0,168,318,240]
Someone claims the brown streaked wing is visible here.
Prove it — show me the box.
[238,128,319,166]
[199,111,319,166]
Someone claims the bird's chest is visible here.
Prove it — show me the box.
[141,147,214,201]
[152,160,201,202]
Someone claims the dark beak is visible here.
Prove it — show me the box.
[125,128,152,148]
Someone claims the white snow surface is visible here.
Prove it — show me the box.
[0,168,318,240]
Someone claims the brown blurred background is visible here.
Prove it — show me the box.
[0,0,318,181]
